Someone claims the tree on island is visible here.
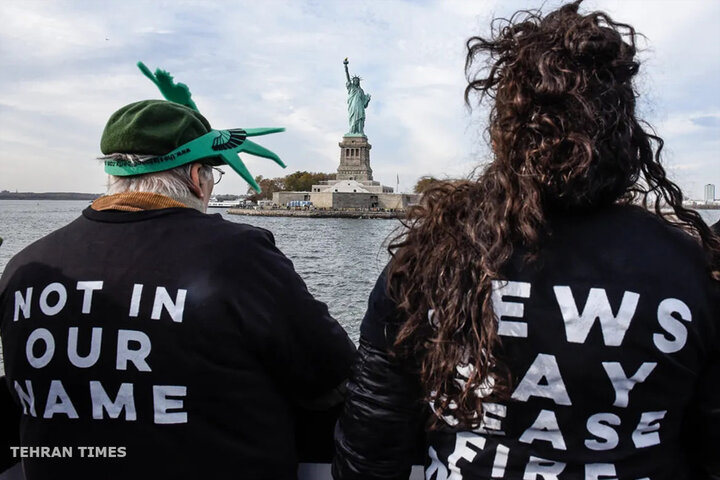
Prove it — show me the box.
[213,194,242,201]
[284,171,335,192]
[246,171,336,202]
[247,176,284,202]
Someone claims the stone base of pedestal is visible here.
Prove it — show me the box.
[337,135,373,181]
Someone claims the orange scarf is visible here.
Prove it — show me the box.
[91,192,187,212]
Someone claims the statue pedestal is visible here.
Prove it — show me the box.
[337,135,372,181]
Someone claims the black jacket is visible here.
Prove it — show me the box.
[334,205,720,480]
[0,206,357,479]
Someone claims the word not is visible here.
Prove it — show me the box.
[14,281,187,323]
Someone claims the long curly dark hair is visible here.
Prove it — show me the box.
[387,0,720,429]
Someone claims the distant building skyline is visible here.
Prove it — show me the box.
[705,184,716,203]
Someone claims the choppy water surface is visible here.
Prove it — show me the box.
[221,214,403,342]
[1,200,719,375]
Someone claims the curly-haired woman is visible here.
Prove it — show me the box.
[333,1,720,479]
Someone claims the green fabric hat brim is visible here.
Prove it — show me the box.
[104,128,286,192]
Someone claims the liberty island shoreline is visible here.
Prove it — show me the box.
[226,207,403,219]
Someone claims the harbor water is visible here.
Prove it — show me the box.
[1,200,719,376]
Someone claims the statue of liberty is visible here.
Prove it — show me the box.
[343,58,371,136]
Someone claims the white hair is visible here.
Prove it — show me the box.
[102,153,213,197]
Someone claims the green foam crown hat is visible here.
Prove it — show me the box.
[101,62,286,192]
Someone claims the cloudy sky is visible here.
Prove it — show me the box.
[0,0,718,199]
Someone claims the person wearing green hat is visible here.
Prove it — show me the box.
[96,98,222,213]
[0,64,356,479]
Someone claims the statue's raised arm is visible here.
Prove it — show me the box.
[343,58,371,136]
[344,58,351,85]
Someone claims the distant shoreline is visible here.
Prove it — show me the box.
[684,205,720,210]
[1,194,719,212]
[0,192,100,201]
[227,208,404,219]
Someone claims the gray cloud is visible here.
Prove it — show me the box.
[0,0,718,199]
[691,115,720,128]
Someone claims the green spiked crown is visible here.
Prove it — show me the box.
[101,62,285,192]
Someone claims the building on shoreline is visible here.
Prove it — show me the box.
[705,184,716,204]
